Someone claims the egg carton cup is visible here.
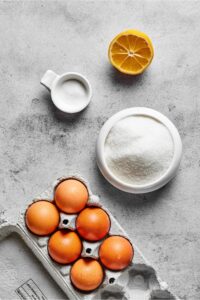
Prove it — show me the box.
[0,175,179,300]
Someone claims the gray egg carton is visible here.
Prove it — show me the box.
[0,175,179,300]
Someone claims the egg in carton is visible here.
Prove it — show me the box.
[0,175,179,300]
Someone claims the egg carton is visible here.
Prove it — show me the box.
[0,175,179,300]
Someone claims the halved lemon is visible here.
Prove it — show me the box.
[108,29,154,75]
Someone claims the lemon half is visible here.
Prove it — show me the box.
[108,29,154,75]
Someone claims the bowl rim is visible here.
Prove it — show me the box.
[96,107,182,194]
[51,72,92,114]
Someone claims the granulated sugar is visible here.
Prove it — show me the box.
[104,115,174,186]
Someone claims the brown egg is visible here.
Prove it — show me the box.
[48,230,82,264]
[76,207,110,241]
[70,258,104,291]
[99,236,134,271]
[55,179,88,214]
[25,200,60,236]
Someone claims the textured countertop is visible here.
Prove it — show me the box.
[0,1,200,299]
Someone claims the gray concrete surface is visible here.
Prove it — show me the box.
[0,0,199,299]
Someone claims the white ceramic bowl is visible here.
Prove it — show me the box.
[41,70,92,113]
[96,107,182,194]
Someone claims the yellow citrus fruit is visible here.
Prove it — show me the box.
[108,29,154,75]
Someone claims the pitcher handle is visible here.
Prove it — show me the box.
[40,70,58,90]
